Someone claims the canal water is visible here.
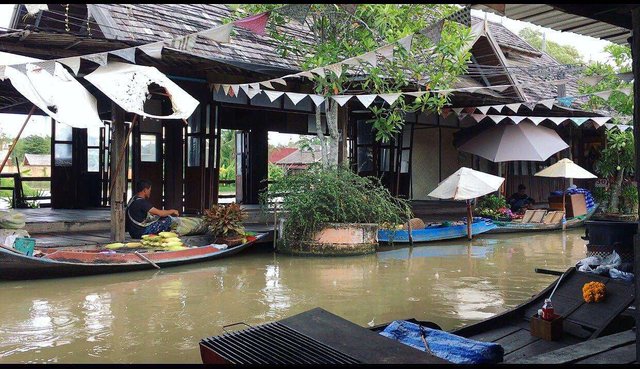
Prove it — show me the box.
[0,229,590,363]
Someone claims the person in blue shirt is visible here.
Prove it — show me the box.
[125,179,179,239]
[508,184,535,213]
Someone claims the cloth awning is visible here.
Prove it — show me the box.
[3,62,103,128]
[84,62,199,120]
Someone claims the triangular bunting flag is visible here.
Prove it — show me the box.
[139,42,163,59]
[332,95,352,107]
[82,53,108,66]
[239,84,250,95]
[270,78,287,86]
[471,114,486,123]
[477,106,491,115]
[264,90,284,102]
[452,107,464,116]
[379,93,402,106]
[259,81,274,89]
[309,94,326,107]
[285,92,308,106]
[604,123,617,130]
[489,85,509,93]
[571,117,588,126]
[463,107,476,114]
[199,23,233,43]
[211,83,221,93]
[617,71,633,83]
[580,75,604,86]
[357,51,377,67]
[343,57,361,67]
[33,60,56,75]
[619,87,632,96]
[234,11,270,36]
[523,102,537,111]
[376,44,394,61]
[222,84,231,95]
[108,47,137,63]
[58,57,81,75]
[505,103,521,114]
[590,117,610,127]
[549,117,566,125]
[528,116,545,125]
[326,63,342,78]
[488,115,507,124]
[556,96,575,107]
[619,124,632,132]
[491,105,505,113]
[0,65,5,81]
[297,71,315,79]
[595,90,612,100]
[311,67,325,78]
[246,88,262,99]
[249,83,260,90]
[356,94,377,108]
[539,99,555,109]
[404,91,428,97]
[229,84,240,96]
[441,108,452,119]
[10,64,27,74]
[275,3,311,24]
[170,34,197,51]
[510,116,526,124]
[420,19,444,44]
[397,34,413,51]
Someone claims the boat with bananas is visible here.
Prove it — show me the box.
[486,206,598,234]
[0,231,267,280]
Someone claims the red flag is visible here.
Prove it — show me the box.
[234,12,270,36]
[463,107,476,114]
[441,107,452,119]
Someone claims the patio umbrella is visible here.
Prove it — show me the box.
[428,167,505,239]
[534,158,597,229]
[457,121,569,162]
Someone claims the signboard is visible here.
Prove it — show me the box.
[595,179,608,188]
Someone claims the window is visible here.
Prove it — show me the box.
[141,134,157,162]
[54,143,72,166]
[187,136,200,167]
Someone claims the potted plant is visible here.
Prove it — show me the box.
[261,166,410,256]
[202,203,248,246]
[475,194,512,221]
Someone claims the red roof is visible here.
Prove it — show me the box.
[269,147,297,164]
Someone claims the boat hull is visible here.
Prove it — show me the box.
[378,219,496,243]
[486,206,597,234]
[0,233,266,280]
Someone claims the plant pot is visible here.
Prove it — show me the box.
[215,235,245,247]
[277,223,379,256]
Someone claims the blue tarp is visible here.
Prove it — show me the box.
[379,320,504,364]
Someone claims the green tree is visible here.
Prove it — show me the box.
[11,135,51,162]
[219,130,235,181]
[518,27,583,65]
[229,4,472,166]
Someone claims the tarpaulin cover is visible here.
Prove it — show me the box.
[379,320,504,364]
[84,62,199,120]
[4,62,103,128]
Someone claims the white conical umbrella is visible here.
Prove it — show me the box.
[535,158,597,229]
[428,167,505,239]
[458,121,569,162]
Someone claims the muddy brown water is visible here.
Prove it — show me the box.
[0,229,591,363]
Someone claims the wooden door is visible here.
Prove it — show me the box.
[183,104,205,214]
[132,116,164,208]
[51,121,89,208]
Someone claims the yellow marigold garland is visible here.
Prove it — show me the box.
[582,281,606,303]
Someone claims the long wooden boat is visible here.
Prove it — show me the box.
[369,267,635,363]
[0,233,267,280]
[378,218,496,243]
[486,206,598,234]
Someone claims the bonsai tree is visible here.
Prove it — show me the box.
[261,165,411,248]
[202,203,248,239]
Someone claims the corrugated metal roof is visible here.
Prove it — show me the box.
[470,4,632,45]
[23,154,51,166]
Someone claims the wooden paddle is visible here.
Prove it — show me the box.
[134,251,161,269]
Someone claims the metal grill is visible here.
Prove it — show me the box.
[200,322,361,364]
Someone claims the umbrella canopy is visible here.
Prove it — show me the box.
[84,62,199,120]
[428,167,505,200]
[534,158,597,179]
[457,121,569,162]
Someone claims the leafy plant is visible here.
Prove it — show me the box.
[202,203,247,238]
[591,186,610,206]
[261,165,411,248]
[594,130,635,213]
[475,194,510,220]
[620,182,638,214]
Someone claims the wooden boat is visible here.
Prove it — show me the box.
[378,218,496,243]
[486,206,598,234]
[369,267,635,363]
[0,233,267,280]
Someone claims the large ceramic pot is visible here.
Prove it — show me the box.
[277,223,379,256]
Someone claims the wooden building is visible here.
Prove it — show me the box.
[0,4,608,214]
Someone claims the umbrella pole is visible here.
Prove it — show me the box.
[562,179,566,230]
[467,200,473,240]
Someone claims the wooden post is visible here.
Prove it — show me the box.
[110,104,127,242]
[630,7,640,362]
[466,200,473,240]
[337,104,349,166]
[0,105,36,174]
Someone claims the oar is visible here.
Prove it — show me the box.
[534,268,563,276]
[548,270,567,301]
[134,251,161,269]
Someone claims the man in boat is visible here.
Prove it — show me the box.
[126,179,180,239]
[508,184,535,213]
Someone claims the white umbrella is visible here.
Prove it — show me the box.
[428,167,505,239]
[535,158,597,229]
[458,121,569,162]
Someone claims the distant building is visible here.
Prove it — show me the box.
[275,145,322,173]
[268,147,297,164]
[22,154,51,176]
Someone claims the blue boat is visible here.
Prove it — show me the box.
[378,218,496,243]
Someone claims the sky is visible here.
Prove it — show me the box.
[0,5,618,144]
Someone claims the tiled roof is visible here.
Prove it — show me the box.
[23,154,51,166]
[268,147,297,164]
[277,146,323,165]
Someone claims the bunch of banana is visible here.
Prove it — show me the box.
[140,232,188,251]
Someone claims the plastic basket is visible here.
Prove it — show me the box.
[13,237,35,257]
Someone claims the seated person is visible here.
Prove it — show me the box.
[508,184,535,213]
[126,179,179,239]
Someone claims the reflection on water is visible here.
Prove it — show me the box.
[0,229,589,363]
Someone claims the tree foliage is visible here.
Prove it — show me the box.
[11,135,51,162]
[518,27,583,65]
